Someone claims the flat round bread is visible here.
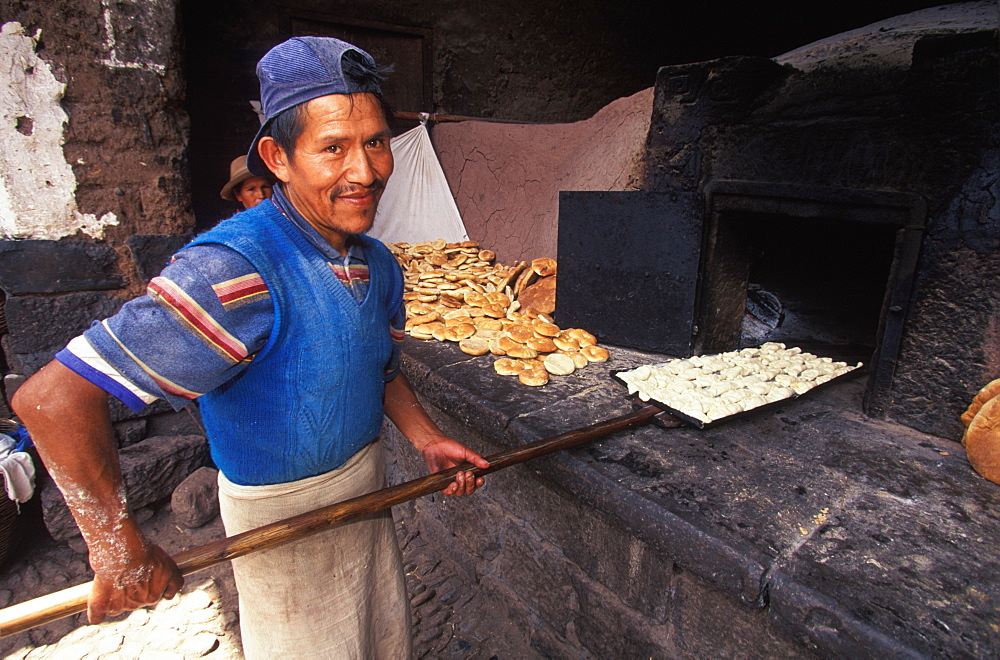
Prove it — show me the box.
[464,291,489,307]
[494,358,525,376]
[532,319,560,337]
[962,378,1000,429]
[506,324,534,344]
[964,395,1000,484]
[543,353,575,376]
[566,328,597,347]
[527,336,557,353]
[498,336,521,353]
[519,367,549,386]
[506,345,539,360]
[581,345,610,363]
[459,338,490,356]
[531,257,557,277]
[474,317,504,331]
[410,325,434,340]
[486,291,511,307]
[553,336,580,351]
[450,323,476,340]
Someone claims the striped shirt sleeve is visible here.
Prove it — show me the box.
[57,244,274,411]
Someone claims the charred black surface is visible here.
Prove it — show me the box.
[394,337,1000,657]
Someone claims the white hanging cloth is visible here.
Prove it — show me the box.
[368,122,469,245]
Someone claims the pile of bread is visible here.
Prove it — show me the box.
[389,239,609,386]
[960,378,1000,485]
[616,342,862,424]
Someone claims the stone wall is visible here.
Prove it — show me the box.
[0,0,196,390]
[180,0,674,231]
[381,400,813,658]
[0,0,205,540]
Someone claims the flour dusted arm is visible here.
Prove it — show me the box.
[12,360,183,623]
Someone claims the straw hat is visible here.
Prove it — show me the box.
[220,155,255,201]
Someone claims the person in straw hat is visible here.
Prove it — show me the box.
[220,154,274,210]
[14,35,488,658]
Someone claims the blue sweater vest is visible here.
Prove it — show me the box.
[187,202,402,486]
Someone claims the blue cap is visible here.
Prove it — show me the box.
[246,37,386,176]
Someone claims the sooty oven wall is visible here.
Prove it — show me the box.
[639,30,999,440]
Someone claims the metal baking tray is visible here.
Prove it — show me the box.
[611,360,866,430]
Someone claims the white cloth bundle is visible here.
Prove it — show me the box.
[369,123,469,245]
[0,433,34,504]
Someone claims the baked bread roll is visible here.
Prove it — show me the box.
[518,276,556,315]
[961,378,1000,430]
[527,336,557,353]
[566,328,597,347]
[553,336,580,351]
[531,257,557,277]
[532,319,560,338]
[581,345,610,362]
[494,358,525,376]
[963,394,1000,484]
[506,324,534,344]
[506,345,538,360]
[543,353,575,376]
[459,338,490,356]
[519,366,549,386]
[566,351,589,369]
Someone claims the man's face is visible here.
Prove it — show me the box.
[271,93,393,254]
[234,176,273,209]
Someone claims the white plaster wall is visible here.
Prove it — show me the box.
[0,22,117,240]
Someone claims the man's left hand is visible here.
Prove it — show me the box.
[420,436,489,496]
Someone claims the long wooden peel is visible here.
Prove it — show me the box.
[0,404,667,637]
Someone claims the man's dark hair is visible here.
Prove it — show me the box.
[268,51,394,159]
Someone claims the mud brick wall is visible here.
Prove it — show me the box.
[431,88,652,264]
[0,0,205,539]
[0,0,195,393]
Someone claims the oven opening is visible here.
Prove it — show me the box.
[696,182,926,417]
[732,212,898,363]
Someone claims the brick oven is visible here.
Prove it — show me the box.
[389,5,1000,657]
[557,17,998,440]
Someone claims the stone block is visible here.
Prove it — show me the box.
[4,292,124,355]
[672,567,812,658]
[0,240,125,295]
[41,434,210,541]
[126,234,192,283]
[396,403,679,622]
[569,568,675,658]
[113,418,147,448]
[171,466,220,528]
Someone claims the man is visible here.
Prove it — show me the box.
[219,154,274,210]
[13,37,488,657]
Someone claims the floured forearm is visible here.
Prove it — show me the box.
[12,360,149,573]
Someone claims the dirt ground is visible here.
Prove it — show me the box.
[0,495,530,659]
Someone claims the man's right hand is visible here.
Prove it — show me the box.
[87,541,183,624]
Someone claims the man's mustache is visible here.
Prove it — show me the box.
[329,179,385,200]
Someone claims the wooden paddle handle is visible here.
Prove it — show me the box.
[0,404,660,637]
